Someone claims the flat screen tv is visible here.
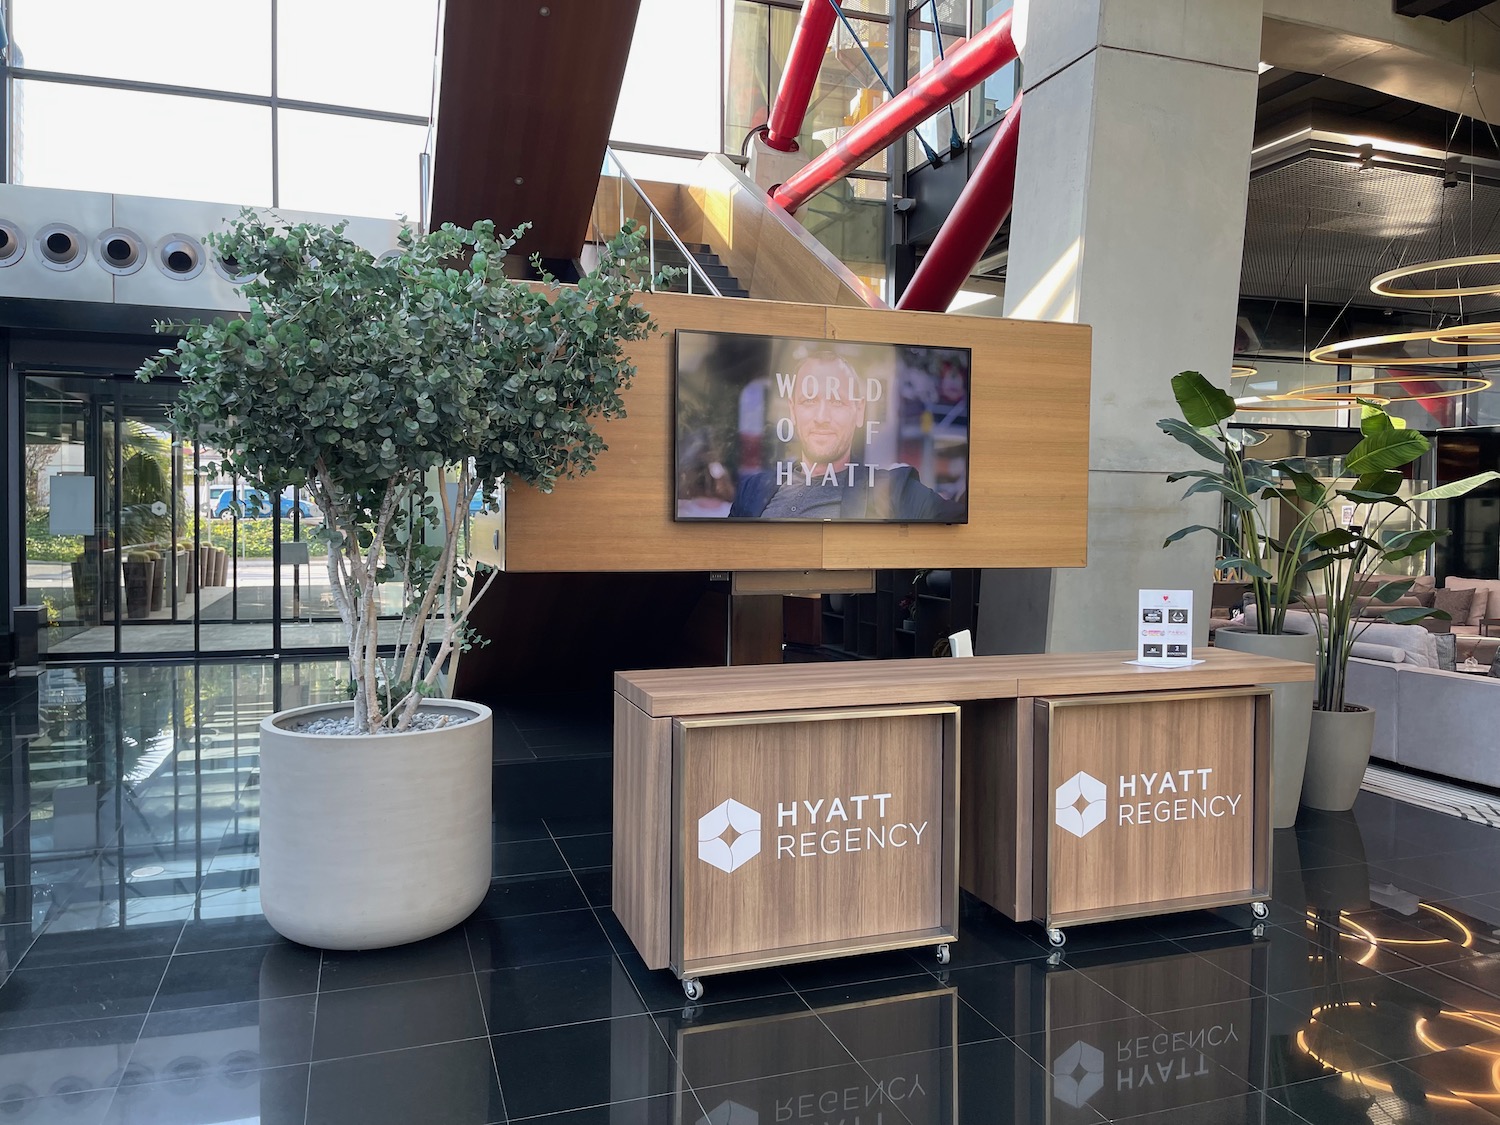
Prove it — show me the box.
[673,330,971,524]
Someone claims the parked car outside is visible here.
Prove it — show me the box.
[213,488,322,522]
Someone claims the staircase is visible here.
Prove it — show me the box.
[653,241,748,297]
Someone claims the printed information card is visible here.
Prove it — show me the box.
[1136,589,1194,665]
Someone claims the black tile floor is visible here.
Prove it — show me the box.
[5,663,1500,1122]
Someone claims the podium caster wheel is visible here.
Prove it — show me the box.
[1252,923,1266,940]
[1251,901,1269,920]
[936,944,950,965]
[1047,950,1065,967]
[1047,928,1066,949]
[682,978,704,1001]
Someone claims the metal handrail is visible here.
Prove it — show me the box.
[603,145,723,298]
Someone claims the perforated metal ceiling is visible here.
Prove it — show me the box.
[1241,155,1500,316]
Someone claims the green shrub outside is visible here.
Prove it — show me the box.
[25,509,327,562]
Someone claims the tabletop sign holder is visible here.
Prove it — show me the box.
[1135,589,1193,665]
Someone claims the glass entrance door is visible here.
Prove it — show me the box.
[21,371,368,658]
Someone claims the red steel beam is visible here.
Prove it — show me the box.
[771,9,1016,213]
[764,0,840,153]
[897,92,1022,313]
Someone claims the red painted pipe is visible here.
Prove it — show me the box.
[772,9,1016,213]
[764,0,840,153]
[897,92,1022,312]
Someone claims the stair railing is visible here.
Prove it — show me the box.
[603,146,723,297]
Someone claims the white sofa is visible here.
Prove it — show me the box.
[1346,657,1500,790]
[1238,607,1500,788]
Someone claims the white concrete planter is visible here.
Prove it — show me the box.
[258,700,492,950]
[1301,706,1376,814]
[1214,627,1316,829]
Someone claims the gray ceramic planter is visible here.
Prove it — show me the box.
[1214,627,1316,829]
[1301,706,1376,813]
[259,699,492,949]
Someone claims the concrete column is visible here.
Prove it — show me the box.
[978,0,1261,655]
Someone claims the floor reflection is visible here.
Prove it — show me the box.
[6,666,1500,1122]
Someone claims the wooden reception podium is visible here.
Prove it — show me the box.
[613,649,1312,997]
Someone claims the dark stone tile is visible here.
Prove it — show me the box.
[472,872,589,919]
[151,943,320,1012]
[697,1056,961,1125]
[174,915,286,954]
[312,973,487,1061]
[319,926,472,992]
[945,959,1141,1040]
[19,918,186,968]
[776,949,935,991]
[464,909,614,971]
[556,833,611,871]
[102,1063,310,1124]
[0,1015,141,1111]
[0,1088,115,1125]
[611,941,794,1014]
[133,996,317,1073]
[491,1015,680,1119]
[492,837,567,878]
[520,1094,694,1124]
[0,956,168,1029]
[657,993,857,1088]
[942,894,1048,969]
[1112,1092,1313,1124]
[477,955,645,1034]
[1270,1060,1500,1124]
[575,868,611,909]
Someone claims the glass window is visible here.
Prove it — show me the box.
[9,0,272,94]
[612,0,722,153]
[14,81,273,205]
[970,0,1017,133]
[276,110,426,220]
[276,0,441,116]
[906,2,968,169]
[724,0,771,156]
[609,150,705,185]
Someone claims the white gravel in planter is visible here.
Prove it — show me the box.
[289,712,474,736]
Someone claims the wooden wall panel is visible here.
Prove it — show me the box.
[501,290,1091,572]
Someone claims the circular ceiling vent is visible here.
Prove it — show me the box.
[211,251,253,284]
[0,221,25,267]
[95,227,145,275]
[155,234,206,280]
[36,223,87,271]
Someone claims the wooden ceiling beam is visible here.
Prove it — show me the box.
[430,0,643,261]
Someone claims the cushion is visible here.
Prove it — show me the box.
[1434,587,1476,628]
[1444,577,1500,627]
[1433,631,1458,671]
[1354,619,1440,668]
[1350,642,1407,664]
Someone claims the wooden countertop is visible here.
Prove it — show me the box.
[615,649,1314,717]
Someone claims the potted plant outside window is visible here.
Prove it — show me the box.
[1159,371,1319,828]
[140,213,657,949]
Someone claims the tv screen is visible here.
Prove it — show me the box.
[674,330,971,524]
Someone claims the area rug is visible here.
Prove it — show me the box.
[1362,762,1500,828]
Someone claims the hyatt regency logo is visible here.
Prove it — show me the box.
[699,1101,757,1125]
[697,799,762,873]
[1055,771,1108,838]
[1053,1040,1105,1108]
